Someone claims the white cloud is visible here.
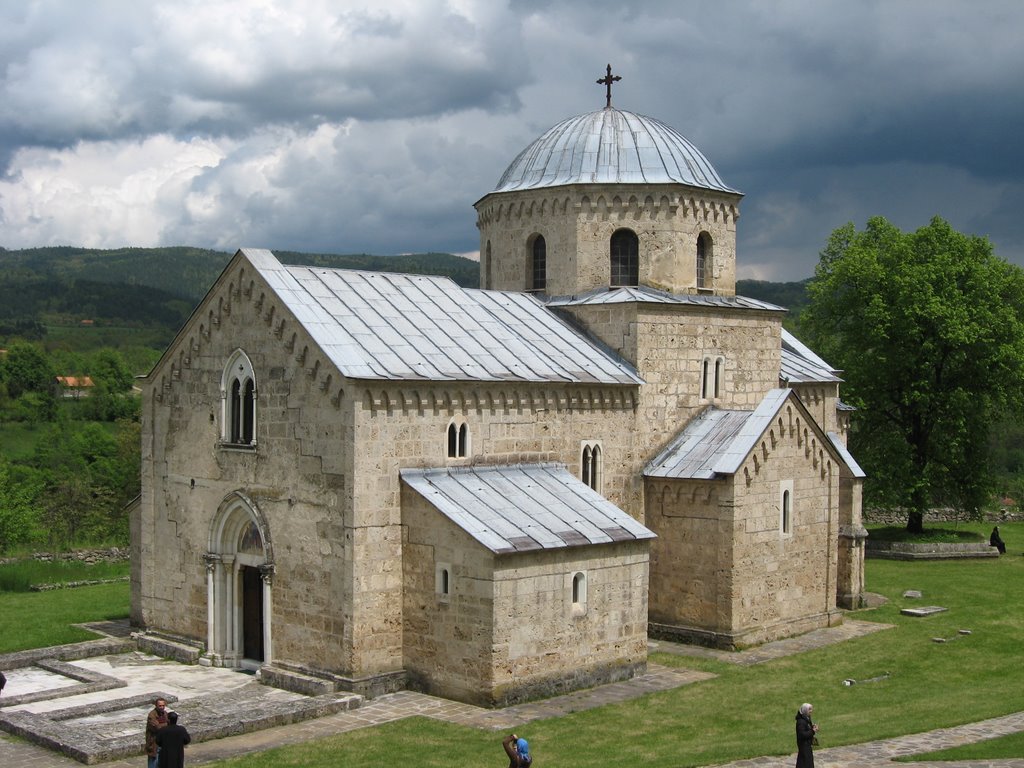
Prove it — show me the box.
[0,135,226,248]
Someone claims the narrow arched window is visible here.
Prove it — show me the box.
[701,358,710,399]
[581,442,602,491]
[714,357,724,399]
[436,562,452,602]
[572,572,586,604]
[530,235,547,292]
[697,232,713,289]
[780,480,794,536]
[222,350,256,447]
[610,229,639,287]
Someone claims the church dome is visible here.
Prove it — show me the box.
[493,107,739,195]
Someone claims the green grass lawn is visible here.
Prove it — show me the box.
[0,581,128,653]
[0,558,130,591]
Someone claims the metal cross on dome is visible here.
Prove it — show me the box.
[596,64,621,108]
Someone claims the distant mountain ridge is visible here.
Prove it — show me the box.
[0,246,482,301]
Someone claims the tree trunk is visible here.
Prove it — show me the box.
[906,510,925,533]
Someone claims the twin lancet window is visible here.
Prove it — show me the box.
[701,356,725,401]
[447,418,469,459]
[222,350,256,446]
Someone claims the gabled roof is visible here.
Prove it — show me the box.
[242,249,642,385]
[400,463,655,555]
[781,329,841,384]
[645,389,792,479]
[546,284,784,312]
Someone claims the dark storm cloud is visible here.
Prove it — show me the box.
[1,0,1022,281]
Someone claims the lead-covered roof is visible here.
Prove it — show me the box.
[401,463,655,554]
[242,248,642,385]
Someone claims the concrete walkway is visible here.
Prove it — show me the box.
[1,619,1022,767]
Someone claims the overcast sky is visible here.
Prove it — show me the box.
[1,0,1021,281]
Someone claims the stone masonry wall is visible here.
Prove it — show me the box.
[401,484,496,704]
[490,542,650,706]
[139,258,355,674]
[647,479,733,636]
[476,184,741,296]
[351,382,641,675]
[562,302,783,468]
[726,399,840,646]
[648,396,841,649]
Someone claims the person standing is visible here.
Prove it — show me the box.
[795,702,818,768]
[155,711,191,768]
[145,698,169,768]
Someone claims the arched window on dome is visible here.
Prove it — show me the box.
[222,349,256,447]
[528,234,547,292]
[610,229,639,287]
[697,231,713,290]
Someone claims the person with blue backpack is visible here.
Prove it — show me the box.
[502,732,533,766]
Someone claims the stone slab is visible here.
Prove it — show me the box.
[900,605,948,617]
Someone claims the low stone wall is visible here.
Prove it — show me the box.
[865,540,1000,560]
[864,509,1021,525]
[0,547,130,566]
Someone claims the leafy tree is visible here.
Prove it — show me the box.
[89,348,134,392]
[0,457,39,552]
[0,341,54,398]
[801,216,1024,532]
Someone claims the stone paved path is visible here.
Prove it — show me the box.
[2,618,1022,767]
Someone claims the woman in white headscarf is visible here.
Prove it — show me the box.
[795,702,818,767]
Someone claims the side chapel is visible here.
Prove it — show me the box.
[132,71,867,707]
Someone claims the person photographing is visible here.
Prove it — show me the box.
[502,732,532,766]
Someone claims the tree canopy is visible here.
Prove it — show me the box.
[801,216,1024,532]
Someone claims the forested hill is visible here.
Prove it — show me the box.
[736,278,811,313]
[0,246,481,302]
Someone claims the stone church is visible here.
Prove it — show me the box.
[132,86,867,706]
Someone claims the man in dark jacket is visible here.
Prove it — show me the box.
[155,711,191,768]
[145,698,169,768]
[795,702,818,768]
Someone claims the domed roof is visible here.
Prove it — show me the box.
[493,107,739,195]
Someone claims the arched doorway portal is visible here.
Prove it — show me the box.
[204,492,274,668]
